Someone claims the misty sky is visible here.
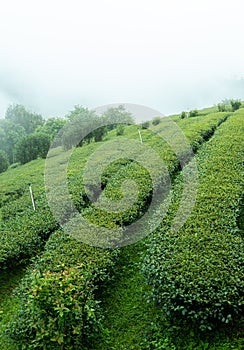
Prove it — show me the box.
[0,0,244,120]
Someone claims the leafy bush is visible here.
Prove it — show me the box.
[143,111,244,331]
[230,99,242,111]
[116,124,125,136]
[0,206,58,269]
[8,264,103,349]
[152,117,161,125]
[141,121,150,129]
[217,103,228,112]
[15,133,51,164]
[7,231,118,349]
[188,110,198,117]
[180,111,187,119]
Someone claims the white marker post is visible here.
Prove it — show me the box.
[138,129,143,144]
[29,183,36,211]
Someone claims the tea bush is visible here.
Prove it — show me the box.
[143,110,244,330]
[7,230,118,349]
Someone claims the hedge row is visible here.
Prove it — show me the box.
[68,111,231,231]
[7,231,118,349]
[143,110,244,331]
[0,203,58,269]
[82,160,153,228]
[177,111,231,151]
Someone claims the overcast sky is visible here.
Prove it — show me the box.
[0,0,244,119]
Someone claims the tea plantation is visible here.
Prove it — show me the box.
[0,107,243,349]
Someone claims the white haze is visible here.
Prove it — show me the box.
[0,0,244,120]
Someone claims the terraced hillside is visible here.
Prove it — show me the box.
[0,107,243,349]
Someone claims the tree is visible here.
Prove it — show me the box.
[15,133,51,164]
[0,119,25,163]
[0,150,9,173]
[36,118,66,140]
[230,99,242,111]
[116,124,125,136]
[36,117,66,147]
[152,117,161,125]
[102,105,134,130]
[93,124,107,142]
[189,110,198,117]
[180,111,187,119]
[141,121,150,129]
[5,104,43,134]
[62,106,96,149]
[217,103,227,112]
[62,106,107,150]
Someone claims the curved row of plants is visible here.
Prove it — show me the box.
[68,111,231,232]
[0,159,59,270]
[143,110,244,332]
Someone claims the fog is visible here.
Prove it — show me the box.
[1,0,244,120]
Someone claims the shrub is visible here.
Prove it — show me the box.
[7,231,117,349]
[180,111,187,119]
[188,110,198,117]
[152,117,161,125]
[116,124,125,136]
[230,99,242,111]
[15,133,51,164]
[141,121,150,129]
[8,264,104,349]
[217,103,227,112]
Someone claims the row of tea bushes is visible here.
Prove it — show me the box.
[7,230,119,349]
[143,110,244,331]
[176,111,231,151]
[0,202,58,269]
[68,111,231,230]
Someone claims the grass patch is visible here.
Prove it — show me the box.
[0,265,27,349]
[92,241,158,350]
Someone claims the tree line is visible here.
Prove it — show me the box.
[0,104,134,172]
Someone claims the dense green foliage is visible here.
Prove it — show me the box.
[230,99,242,111]
[0,104,45,164]
[67,112,230,242]
[152,117,161,125]
[0,159,58,269]
[15,133,51,164]
[36,117,66,141]
[0,105,243,348]
[0,119,25,163]
[62,105,133,150]
[188,109,198,117]
[0,104,133,165]
[0,150,9,173]
[143,110,244,331]
[116,124,125,135]
[7,231,118,349]
[5,104,43,134]
[217,99,242,112]
[141,121,150,129]
[180,111,187,119]
[101,105,134,130]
